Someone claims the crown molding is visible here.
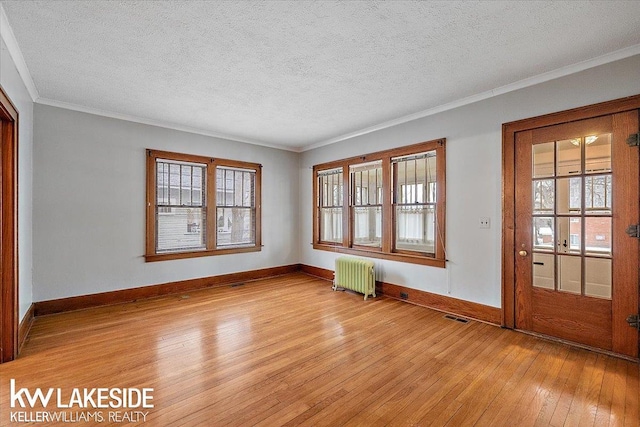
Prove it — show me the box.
[3,0,639,154]
[0,3,39,101]
[36,97,299,152]
[301,43,640,152]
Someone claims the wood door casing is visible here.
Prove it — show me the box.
[503,95,640,359]
[611,110,640,356]
[0,85,18,364]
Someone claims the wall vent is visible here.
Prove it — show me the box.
[443,314,469,324]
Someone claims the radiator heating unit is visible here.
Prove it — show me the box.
[333,257,376,300]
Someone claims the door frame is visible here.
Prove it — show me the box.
[502,94,640,349]
[0,85,18,363]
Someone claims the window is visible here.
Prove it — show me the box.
[312,139,446,267]
[393,152,437,254]
[146,150,261,261]
[318,167,343,243]
[216,166,257,248]
[351,161,383,248]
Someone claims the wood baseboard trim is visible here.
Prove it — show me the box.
[18,303,35,352]
[34,264,301,316]
[300,264,502,325]
[299,264,333,281]
[378,282,502,325]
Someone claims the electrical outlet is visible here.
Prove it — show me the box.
[479,217,490,229]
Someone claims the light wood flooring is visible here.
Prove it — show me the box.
[1,272,638,426]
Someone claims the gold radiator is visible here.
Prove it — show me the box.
[333,257,376,300]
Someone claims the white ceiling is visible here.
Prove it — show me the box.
[2,1,640,152]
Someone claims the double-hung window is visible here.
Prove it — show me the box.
[318,167,343,244]
[146,150,261,261]
[312,139,445,267]
[393,151,437,254]
[350,161,383,248]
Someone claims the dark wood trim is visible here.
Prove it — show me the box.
[312,138,447,268]
[146,149,262,261]
[377,281,502,325]
[503,94,640,134]
[502,94,640,336]
[501,122,516,328]
[611,110,639,358]
[34,264,300,316]
[299,264,334,281]
[18,304,34,353]
[300,264,500,325]
[0,85,19,363]
[145,246,261,263]
[310,244,446,268]
[312,139,445,172]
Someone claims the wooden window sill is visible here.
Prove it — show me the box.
[312,243,446,268]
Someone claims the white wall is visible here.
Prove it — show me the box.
[30,54,640,307]
[299,54,640,308]
[0,37,33,321]
[33,105,299,301]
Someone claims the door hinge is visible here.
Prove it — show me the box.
[627,133,640,147]
[626,314,640,331]
[626,224,640,238]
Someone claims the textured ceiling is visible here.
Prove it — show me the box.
[2,1,640,151]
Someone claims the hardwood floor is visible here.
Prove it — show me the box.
[1,272,638,426]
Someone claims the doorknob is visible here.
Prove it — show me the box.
[518,250,528,257]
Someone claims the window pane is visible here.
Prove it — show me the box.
[532,142,554,178]
[585,257,611,299]
[319,169,342,208]
[395,205,435,253]
[532,252,554,290]
[558,255,581,294]
[156,162,168,205]
[557,139,582,176]
[585,217,611,256]
[225,170,234,206]
[182,165,192,205]
[158,161,205,208]
[217,167,255,208]
[169,163,181,204]
[353,206,381,247]
[393,152,436,204]
[533,217,554,251]
[243,172,253,207]
[585,133,611,173]
[320,208,342,243]
[217,207,255,247]
[556,177,581,214]
[350,161,382,206]
[557,217,581,254]
[533,179,554,214]
[585,175,611,214]
[156,207,206,253]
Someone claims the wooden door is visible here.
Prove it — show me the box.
[514,111,639,358]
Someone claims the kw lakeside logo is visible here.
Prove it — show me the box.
[7,379,154,424]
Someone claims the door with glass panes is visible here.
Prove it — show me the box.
[514,111,639,357]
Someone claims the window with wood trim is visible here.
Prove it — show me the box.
[312,139,446,267]
[146,150,261,262]
[318,167,343,244]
